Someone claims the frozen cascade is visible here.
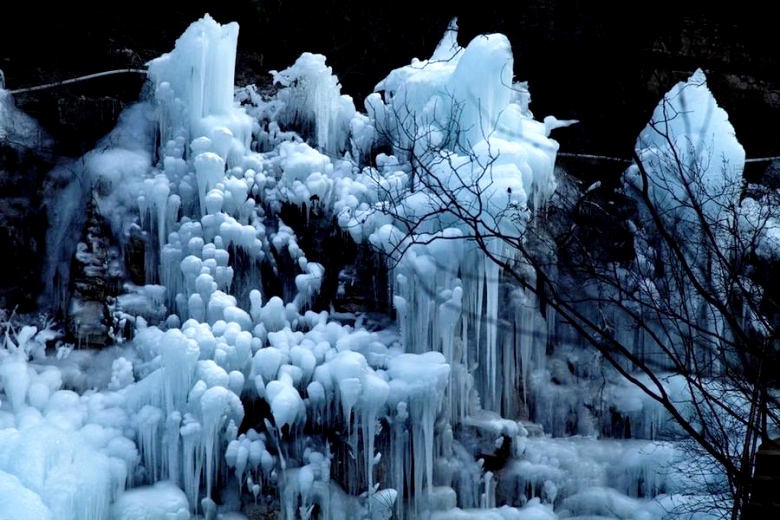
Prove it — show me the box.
[0,12,756,520]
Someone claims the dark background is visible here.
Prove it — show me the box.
[1,1,777,159]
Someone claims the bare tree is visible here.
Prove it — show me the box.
[360,72,780,518]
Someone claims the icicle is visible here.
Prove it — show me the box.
[194,152,225,218]
[392,402,409,520]
[360,373,389,496]
[484,246,500,410]
[387,352,449,513]
[517,290,538,407]
[165,411,182,485]
[180,417,204,510]
[136,405,164,483]
[160,329,200,414]
[441,294,459,417]
[151,177,170,256]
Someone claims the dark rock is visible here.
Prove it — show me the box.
[66,197,124,346]
[0,139,52,311]
[277,202,391,315]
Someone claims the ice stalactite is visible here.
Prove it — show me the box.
[160,328,200,414]
[484,244,500,412]
[439,285,464,420]
[514,289,546,412]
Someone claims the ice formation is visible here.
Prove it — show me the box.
[0,13,762,520]
[617,70,751,389]
[624,68,745,225]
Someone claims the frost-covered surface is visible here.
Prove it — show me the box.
[0,14,758,520]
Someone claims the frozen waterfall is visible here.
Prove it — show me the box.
[0,13,765,520]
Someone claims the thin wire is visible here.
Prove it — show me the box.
[6,68,780,166]
[557,152,631,163]
[558,152,780,165]
[6,69,148,95]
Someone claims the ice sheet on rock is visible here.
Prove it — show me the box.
[371,21,558,229]
[620,71,745,346]
[0,404,131,520]
[559,487,654,520]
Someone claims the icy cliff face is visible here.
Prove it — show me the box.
[0,14,761,520]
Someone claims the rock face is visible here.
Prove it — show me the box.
[67,198,124,346]
[0,141,51,311]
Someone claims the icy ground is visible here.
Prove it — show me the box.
[0,14,747,520]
